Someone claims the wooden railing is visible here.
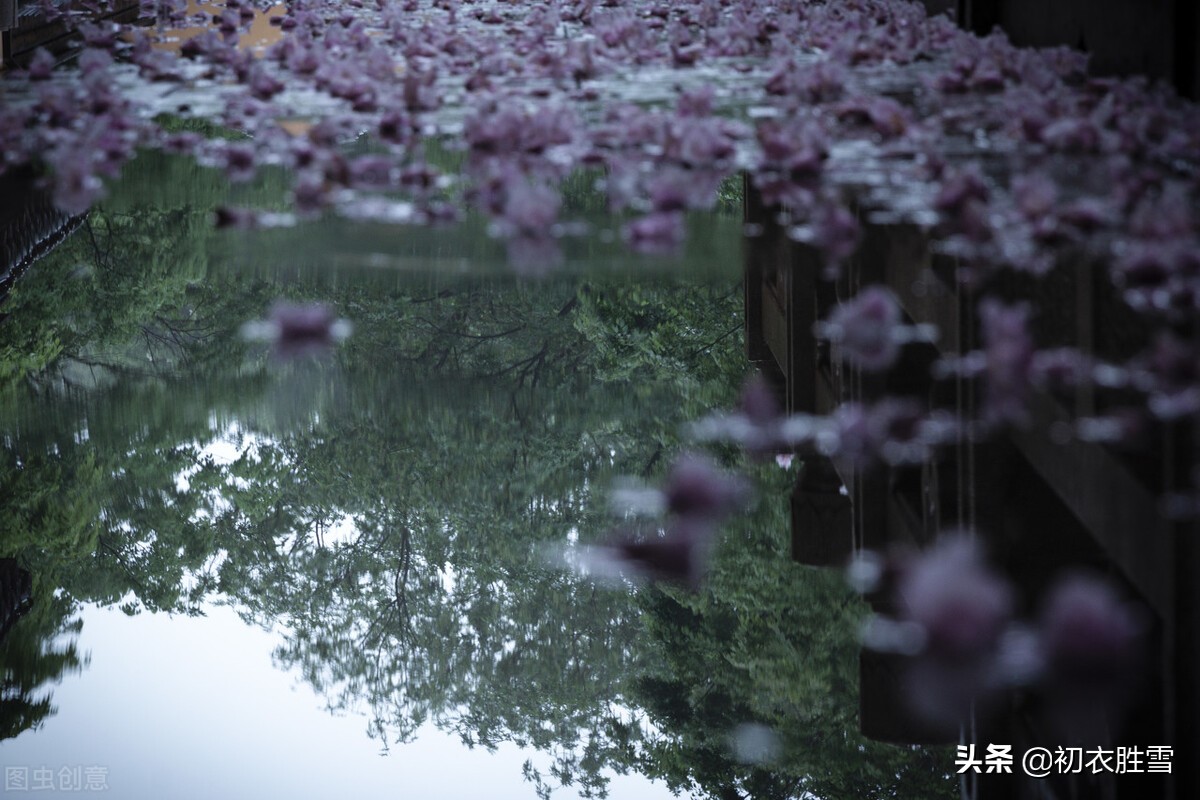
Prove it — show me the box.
[1,0,142,67]
[933,0,1199,99]
[0,166,83,306]
[744,176,1198,797]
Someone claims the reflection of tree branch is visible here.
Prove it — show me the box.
[365,525,416,649]
[144,313,222,357]
[395,526,412,616]
[685,323,741,364]
[141,329,159,367]
[97,536,150,597]
[510,388,528,427]
[60,354,162,380]
[484,341,549,382]
[139,323,181,351]
[82,217,114,272]
[525,344,548,391]
[641,443,663,479]
[426,321,527,341]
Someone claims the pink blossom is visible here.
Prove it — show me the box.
[664,452,750,521]
[1132,334,1200,419]
[243,301,352,358]
[623,212,685,254]
[500,180,560,237]
[817,286,904,372]
[934,167,990,221]
[221,142,259,183]
[1012,575,1143,740]
[812,203,861,265]
[27,49,56,81]
[835,96,911,139]
[378,109,414,145]
[755,119,827,178]
[1041,116,1107,152]
[980,300,1034,425]
[598,518,717,588]
[896,536,1013,660]
[1011,173,1058,221]
[738,372,782,428]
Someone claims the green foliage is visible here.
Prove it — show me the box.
[0,148,291,388]
[628,464,953,800]
[573,280,742,391]
[0,451,102,562]
[715,174,744,216]
[0,578,87,741]
[0,147,950,797]
[149,113,250,141]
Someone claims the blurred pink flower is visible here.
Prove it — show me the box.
[242,301,352,358]
[896,535,1013,660]
[664,452,750,521]
[599,518,717,588]
[623,211,685,254]
[1038,573,1142,686]
[980,299,1035,426]
[817,286,904,372]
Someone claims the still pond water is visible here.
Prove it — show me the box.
[0,146,952,799]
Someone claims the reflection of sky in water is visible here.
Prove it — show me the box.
[0,604,679,799]
[0,180,752,797]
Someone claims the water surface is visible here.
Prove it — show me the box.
[0,143,952,800]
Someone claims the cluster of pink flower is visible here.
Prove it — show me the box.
[240,300,352,359]
[581,452,750,588]
[692,371,956,469]
[2,0,1195,284]
[857,535,1145,736]
[4,0,1184,462]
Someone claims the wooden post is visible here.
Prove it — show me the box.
[1177,0,1199,99]
[782,238,822,416]
[859,648,957,745]
[1174,514,1200,800]
[791,457,854,566]
[743,174,773,368]
[0,0,14,66]
[958,0,1001,35]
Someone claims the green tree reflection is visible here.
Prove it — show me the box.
[0,151,950,798]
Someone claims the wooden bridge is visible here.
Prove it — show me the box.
[0,166,84,310]
[1,0,141,66]
[745,183,1198,800]
[739,5,1199,798]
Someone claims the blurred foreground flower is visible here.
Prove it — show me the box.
[861,535,1014,728]
[814,285,937,372]
[663,451,752,521]
[858,538,1148,735]
[896,535,1013,661]
[1037,572,1144,698]
[980,299,1035,425]
[579,519,718,589]
[242,301,352,358]
[689,372,788,454]
[558,452,750,590]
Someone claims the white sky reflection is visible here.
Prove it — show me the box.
[0,604,682,800]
